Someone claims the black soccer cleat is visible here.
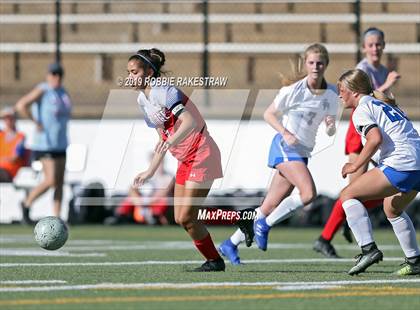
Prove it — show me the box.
[348,248,383,276]
[192,257,226,272]
[313,237,340,258]
[236,208,255,247]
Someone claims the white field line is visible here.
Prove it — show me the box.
[0,257,405,268]
[0,237,406,251]
[276,285,342,291]
[0,280,66,284]
[1,279,420,293]
[0,236,405,251]
[0,250,106,257]
[0,237,124,244]
[1,242,403,252]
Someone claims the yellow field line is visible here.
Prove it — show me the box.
[1,288,420,306]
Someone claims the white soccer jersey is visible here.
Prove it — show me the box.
[273,77,339,151]
[353,95,420,171]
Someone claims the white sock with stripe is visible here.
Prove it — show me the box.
[388,212,420,258]
[342,199,374,247]
[265,194,304,227]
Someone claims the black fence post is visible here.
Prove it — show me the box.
[202,0,209,106]
[55,0,61,64]
[353,0,361,63]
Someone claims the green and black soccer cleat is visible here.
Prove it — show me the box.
[394,257,420,276]
[348,248,383,276]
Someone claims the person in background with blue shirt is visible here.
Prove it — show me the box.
[16,63,71,224]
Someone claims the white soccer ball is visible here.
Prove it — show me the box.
[34,216,68,250]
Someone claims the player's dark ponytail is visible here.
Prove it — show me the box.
[149,48,165,69]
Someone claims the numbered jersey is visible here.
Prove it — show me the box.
[353,95,420,171]
[273,77,339,152]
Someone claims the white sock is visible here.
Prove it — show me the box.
[342,199,374,247]
[255,207,265,220]
[230,207,265,246]
[230,229,245,246]
[388,212,420,258]
[265,195,304,227]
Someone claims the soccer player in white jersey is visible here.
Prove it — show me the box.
[127,48,230,271]
[338,69,420,276]
[219,44,339,264]
[314,27,401,258]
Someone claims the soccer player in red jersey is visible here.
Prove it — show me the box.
[127,48,251,271]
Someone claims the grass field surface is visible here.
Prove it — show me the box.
[1,225,419,309]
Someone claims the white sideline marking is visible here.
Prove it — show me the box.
[57,243,402,251]
[1,243,403,252]
[276,285,342,291]
[0,280,66,284]
[0,257,404,268]
[0,250,106,257]
[0,237,404,251]
[1,279,420,293]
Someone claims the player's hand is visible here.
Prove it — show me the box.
[133,170,153,187]
[325,116,334,127]
[385,71,401,88]
[341,163,357,179]
[325,116,336,136]
[155,140,172,154]
[283,131,298,146]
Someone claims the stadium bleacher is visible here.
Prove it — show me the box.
[0,0,419,118]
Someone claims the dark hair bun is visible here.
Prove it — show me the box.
[149,48,165,67]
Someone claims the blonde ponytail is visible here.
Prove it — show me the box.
[338,69,399,107]
[372,90,397,106]
[279,57,307,86]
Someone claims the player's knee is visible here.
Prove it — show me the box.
[339,188,353,203]
[43,178,55,188]
[383,205,403,218]
[175,214,193,228]
[300,189,317,205]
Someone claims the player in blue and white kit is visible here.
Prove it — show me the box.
[338,69,420,276]
[313,27,401,258]
[219,44,339,264]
